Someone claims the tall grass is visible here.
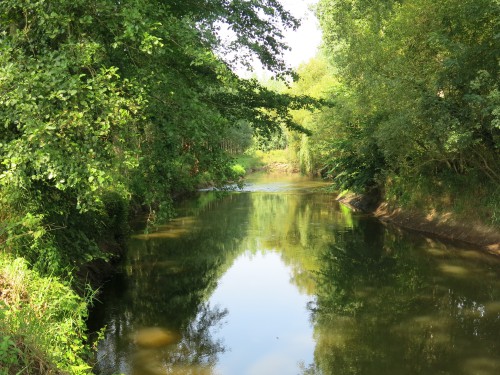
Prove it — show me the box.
[0,253,93,374]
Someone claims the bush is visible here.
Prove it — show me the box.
[230,164,246,179]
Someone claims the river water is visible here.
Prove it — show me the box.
[89,174,500,375]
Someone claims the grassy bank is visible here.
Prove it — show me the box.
[233,149,298,175]
[337,173,500,253]
[384,173,500,229]
[0,253,93,375]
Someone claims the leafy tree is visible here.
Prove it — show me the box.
[0,0,318,275]
[299,0,500,222]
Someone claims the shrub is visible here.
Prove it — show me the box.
[230,164,246,179]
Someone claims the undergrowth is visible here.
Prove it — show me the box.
[235,149,297,174]
[0,253,94,374]
[234,153,265,172]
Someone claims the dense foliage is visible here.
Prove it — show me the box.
[291,0,499,224]
[0,0,318,275]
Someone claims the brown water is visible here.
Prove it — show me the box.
[89,174,500,375]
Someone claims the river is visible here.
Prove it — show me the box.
[89,174,500,375]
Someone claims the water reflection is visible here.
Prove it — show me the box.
[209,251,315,374]
[90,176,500,375]
[308,221,500,375]
[91,193,254,374]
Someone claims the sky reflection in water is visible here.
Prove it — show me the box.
[209,251,314,375]
[90,175,500,375]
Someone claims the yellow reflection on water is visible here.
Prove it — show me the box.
[132,350,213,375]
[425,247,448,257]
[132,327,181,348]
[133,228,190,240]
[131,328,216,375]
[438,263,470,277]
[132,216,198,240]
[314,316,355,349]
[462,357,500,375]
[484,301,500,316]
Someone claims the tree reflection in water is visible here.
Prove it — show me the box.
[91,193,252,375]
[308,220,500,375]
[90,179,500,375]
[129,303,228,375]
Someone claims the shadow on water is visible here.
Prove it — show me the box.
[89,192,256,374]
[89,175,500,375]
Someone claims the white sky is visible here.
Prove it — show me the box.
[280,0,322,68]
[228,0,322,78]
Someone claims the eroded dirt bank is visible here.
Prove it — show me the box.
[338,193,500,255]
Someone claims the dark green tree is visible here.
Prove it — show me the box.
[304,0,500,222]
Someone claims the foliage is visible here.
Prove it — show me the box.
[0,0,320,276]
[221,121,254,155]
[318,0,499,179]
[230,164,246,179]
[289,0,500,223]
[252,127,289,152]
[286,57,339,175]
[0,253,93,374]
[233,152,266,172]
[259,148,293,165]
[0,1,325,372]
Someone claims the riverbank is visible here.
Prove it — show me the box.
[338,192,500,255]
[239,160,500,253]
[0,253,92,374]
[234,149,299,174]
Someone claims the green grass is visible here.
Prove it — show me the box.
[234,149,297,173]
[0,253,94,375]
[256,149,292,165]
[233,153,266,172]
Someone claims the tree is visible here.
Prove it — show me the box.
[307,0,499,221]
[0,0,318,275]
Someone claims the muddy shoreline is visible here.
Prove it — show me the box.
[338,193,500,255]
